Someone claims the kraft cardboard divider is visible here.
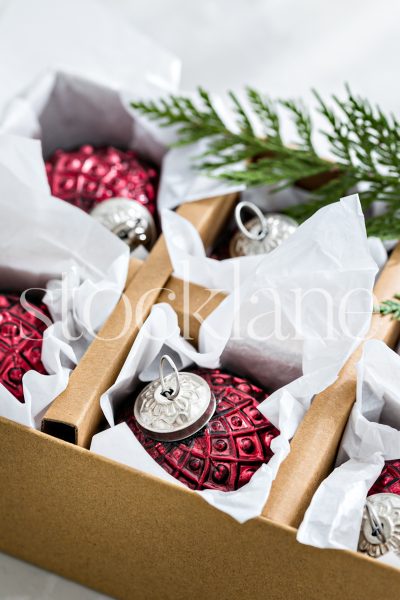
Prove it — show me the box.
[41,193,238,447]
[263,241,400,528]
[157,277,227,343]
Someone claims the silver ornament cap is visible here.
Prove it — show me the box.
[358,493,400,558]
[229,200,298,258]
[90,197,157,251]
[134,355,216,442]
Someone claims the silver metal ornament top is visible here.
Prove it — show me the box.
[90,197,157,251]
[358,493,400,558]
[229,200,298,258]
[134,355,216,442]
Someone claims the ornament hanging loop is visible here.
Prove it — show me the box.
[159,355,180,401]
[235,201,269,241]
[365,499,387,544]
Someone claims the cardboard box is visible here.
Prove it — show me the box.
[2,193,400,598]
[3,414,400,600]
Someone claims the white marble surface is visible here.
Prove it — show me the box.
[1,0,400,598]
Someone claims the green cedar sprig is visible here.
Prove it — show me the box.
[378,295,400,320]
[132,85,400,239]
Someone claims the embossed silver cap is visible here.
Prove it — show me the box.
[358,493,400,558]
[229,200,298,258]
[134,355,216,442]
[90,197,157,251]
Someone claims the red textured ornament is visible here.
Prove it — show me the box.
[45,145,159,215]
[121,368,279,492]
[0,293,50,402]
[368,459,400,496]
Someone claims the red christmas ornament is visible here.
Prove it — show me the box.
[0,293,50,402]
[368,459,400,496]
[45,145,159,215]
[121,368,279,493]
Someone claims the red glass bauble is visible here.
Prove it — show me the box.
[368,460,400,496]
[121,368,279,492]
[0,293,50,402]
[45,145,159,215]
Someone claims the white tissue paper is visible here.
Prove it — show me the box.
[91,194,377,522]
[0,69,169,165]
[0,134,130,428]
[297,340,400,566]
[163,194,377,388]
[0,19,242,214]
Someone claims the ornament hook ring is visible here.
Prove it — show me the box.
[235,201,269,241]
[159,355,180,401]
[365,499,387,544]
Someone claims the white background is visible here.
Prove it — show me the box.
[1,0,400,598]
